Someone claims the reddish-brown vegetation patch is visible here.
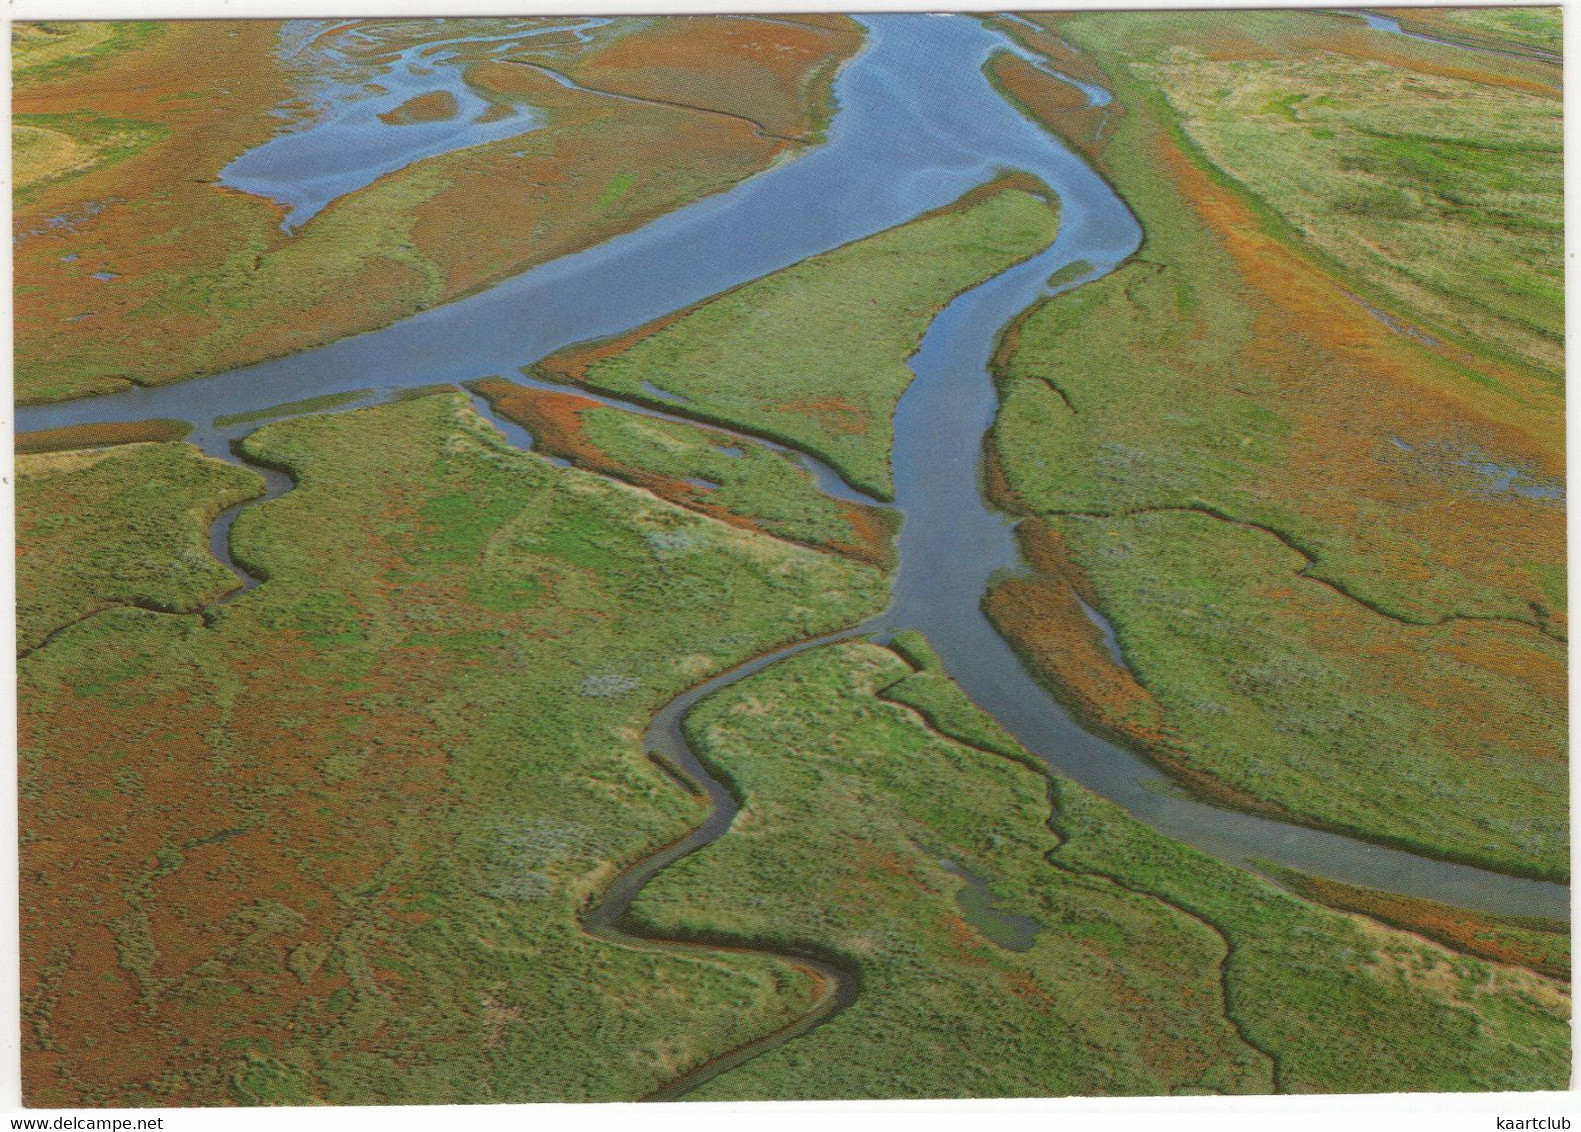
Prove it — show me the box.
[1150,122,1559,459]
[1277,871,1569,982]
[532,16,857,138]
[984,559,1280,820]
[20,622,464,1104]
[14,21,293,402]
[17,437,475,1099]
[987,52,1111,156]
[1292,23,1560,98]
[823,501,892,568]
[778,397,868,437]
[16,419,192,454]
[769,14,864,36]
[473,378,708,509]
[377,89,458,125]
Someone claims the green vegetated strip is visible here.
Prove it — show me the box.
[1143,48,1562,382]
[467,375,896,567]
[16,442,261,653]
[1046,258,1094,289]
[984,8,1567,881]
[594,170,637,211]
[213,389,375,429]
[627,636,1568,1098]
[538,178,1061,501]
[18,391,889,1105]
[577,404,885,557]
[1262,864,1569,983]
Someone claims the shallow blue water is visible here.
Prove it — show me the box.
[218,18,608,231]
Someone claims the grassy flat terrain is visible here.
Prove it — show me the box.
[14,111,168,195]
[211,390,374,430]
[1044,768,1569,1094]
[16,442,261,654]
[629,637,1568,1098]
[537,177,1061,500]
[989,510,1566,877]
[986,9,1566,879]
[1380,6,1563,57]
[18,391,887,1105]
[470,377,897,566]
[1146,44,1561,380]
[11,20,157,79]
[14,17,861,403]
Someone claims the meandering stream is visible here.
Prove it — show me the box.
[17,11,1569,1095]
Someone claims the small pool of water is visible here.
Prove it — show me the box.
[1344,290,1436,346]
[936,855,1041,952]
[1461,458,1566,501]
[1389,437,1565,503]
[1074,593,1128,668]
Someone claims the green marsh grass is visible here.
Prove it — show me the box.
[18,391,887,1104]
[16,441,261,652]
[630,637,1569,1098]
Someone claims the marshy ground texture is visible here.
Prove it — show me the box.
[14,8,1569,1108]
[19,393,884,1104]
[467,377,898,567]
[633,637,1567,1098]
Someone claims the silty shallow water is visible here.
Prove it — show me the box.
[219,17,610,231]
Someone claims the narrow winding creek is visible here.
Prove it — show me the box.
[18,12,1569,1093]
